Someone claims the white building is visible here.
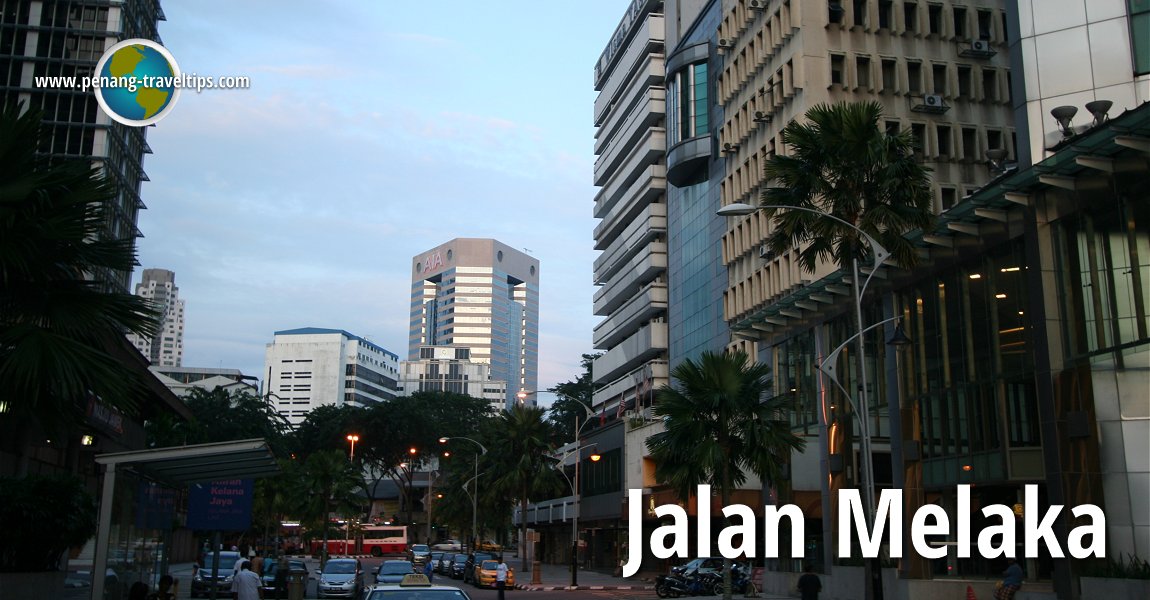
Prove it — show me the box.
[263,328,400,426]
[399,346,507,412]
[149,366,259,398]
[127,268,185,367]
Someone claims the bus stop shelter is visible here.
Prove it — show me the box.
[91,439,280,600]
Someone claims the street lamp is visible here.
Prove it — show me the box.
[551,441,600,587]
[718,201,902,600]
[346,434,359,461]
[439,436,488,552]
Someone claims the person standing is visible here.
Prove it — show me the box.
[996,558,1023,600]
[424,557,434,582]
[251,551,264,577]
[796,563,821,600]
[233,561,263,600]
[495,556,508,600]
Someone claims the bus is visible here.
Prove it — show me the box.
[360,525,408,557]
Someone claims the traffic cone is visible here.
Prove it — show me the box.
[967,584,978,600]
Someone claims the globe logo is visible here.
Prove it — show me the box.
[92,38,181,127]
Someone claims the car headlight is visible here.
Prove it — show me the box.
[194,573,202,582]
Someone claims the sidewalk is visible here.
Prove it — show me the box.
[514,562,651,591]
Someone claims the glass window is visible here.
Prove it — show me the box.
[904,2,918,32]
[831,54,845,85]
[1131,1,1150,74]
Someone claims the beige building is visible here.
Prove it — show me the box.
[717,0,1016,343]
[127,268,185,367]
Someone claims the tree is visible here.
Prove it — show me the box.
[646,351,805,600]
[291,450,362,565]
[146,388,293,456]
[760,101,934,272]
[546,353,600,441]
[487,404,560,571]
[0,106,160,458]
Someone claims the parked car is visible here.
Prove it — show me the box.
[407,544,432,567]
[192,551,242,598]
[429,552,445,574]
[476,540,502,552]
[448,553,470,579]
[260,559,307,597]
[462,553,493,585]
[430,539,462,552]
[671,557,724,576]
[317,558,364,599]
[364,574,477,600]
[375,560,416,584]
[474,560,514,588]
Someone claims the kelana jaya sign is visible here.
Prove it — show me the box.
[621,484,1105,577]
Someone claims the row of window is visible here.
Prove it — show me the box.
[828,54,1010,101]
[829,1,1005,43]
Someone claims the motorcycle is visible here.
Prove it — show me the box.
[655,573,691,598]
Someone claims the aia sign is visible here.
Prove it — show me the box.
[424,251,444,272]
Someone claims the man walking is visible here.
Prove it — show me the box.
[233,561,263,600]
[495,556,508,600]
[797,563,821,600]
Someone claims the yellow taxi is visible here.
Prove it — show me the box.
[473,560,514,589]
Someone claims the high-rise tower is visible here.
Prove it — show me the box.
[408,238,539,410]
[127,268,184,366]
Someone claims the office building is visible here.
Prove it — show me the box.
[399,345,508,411]
[126,268,184,367]
[263,328,399,426]
[407,238,538,410]
[0,0,167,292]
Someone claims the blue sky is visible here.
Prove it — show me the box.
[136,1,628,397]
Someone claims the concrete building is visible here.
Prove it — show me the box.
[263,328,399,426]
[398,345,508,411]
[407,238,538,410]
[126,268,185,367]
[149,366,258,397]
[0,0,167,292]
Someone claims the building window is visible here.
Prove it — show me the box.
[977,9,993,40]
[981,68,997,102]
[878,1,892,29]
[829,1,844,24]
[831,54,845,86]
[937,125,952,158]
[904,1,918,33]
[962,127,978,161]
[667,60,710,145]
[852,0,866,27]
[908,60,923,93]
[932,63,947,95]
[856,55,871,89]
[911,123,926,159]
[928,4,942,35]
[939,186,957,210]
[881,58,897,91]
[958,65,972,98]
[953,6,967,38]
[1132,1,1150,74]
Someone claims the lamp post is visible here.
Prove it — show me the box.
[439,436,487,552]
[346,434,359,461]
[551,439,600,587]
[717,202,905,600]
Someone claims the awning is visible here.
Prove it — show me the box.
[90,439,280,600]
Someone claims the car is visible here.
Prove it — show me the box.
[429,552,446,575]
[407,544,431,567]
[317,558,364,599]
[430,540,462,552]
[260,559,307,596]
[475,540,502,552]
[363,573,475,600]
[376,560,416,584]
[64,568,119,589]
[192,551,242,598]
[473,560,514,589]
[447,554,469,579]
[671,557,725,576]
[461,553,493,585]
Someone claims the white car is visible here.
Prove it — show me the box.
[430,539,461,552]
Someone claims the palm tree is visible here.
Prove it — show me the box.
[488,404,560,572]
[760,101,934,272]
[0,105,160,471]
[293,450,361,566]
[647,351,805,600]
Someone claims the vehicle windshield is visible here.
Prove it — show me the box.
[480,561,498,570]
[412,545,429,552]
[453,555,468,562]
[380,562,413,575]
[201,554,240,569]
[325,562,357,574]
[367,590,469,600]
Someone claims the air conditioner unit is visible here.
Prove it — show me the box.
[722,142,739,153]
[748,0,767,9]
[924,94,944,107]
[717,38,735,49]
[759,244,773,259]
[753,110,772,123]
[971,39,991,53]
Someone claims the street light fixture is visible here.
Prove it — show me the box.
[718,201,903,600]
[439,436,488,552]
[551,440,599,587]
[346,434,360,461]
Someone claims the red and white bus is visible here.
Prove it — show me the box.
[360,525,408,557]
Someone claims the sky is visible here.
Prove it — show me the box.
[135,1,629,400]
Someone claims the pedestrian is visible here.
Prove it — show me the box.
[273,557,289,600]
[147,575,175,600]
[995,558,1023,600]
[424,556,434,582]
[233,561,263,600]
[796,563,821,600]
[128,581,149,600]
[251,550,264,576]
[233,554,247,578]
[495,555,508,600]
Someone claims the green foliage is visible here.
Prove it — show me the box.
[146,388,293,456]
[487,404,560,570]
[1081,554,1150,580]
[762,101,934,272]
[0,475,97,572]
[0,105,160,435]
[647,351,805,503]
[546,353,600,442]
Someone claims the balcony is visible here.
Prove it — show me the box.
[666,135,713,187]
[593,240,667,316]
[594,202,666,283]
[593,280,668,349]
[592,322,668,384]
[594,14,665,124]
[593,164,666,241]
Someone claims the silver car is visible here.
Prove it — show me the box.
[317,558,363,599]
